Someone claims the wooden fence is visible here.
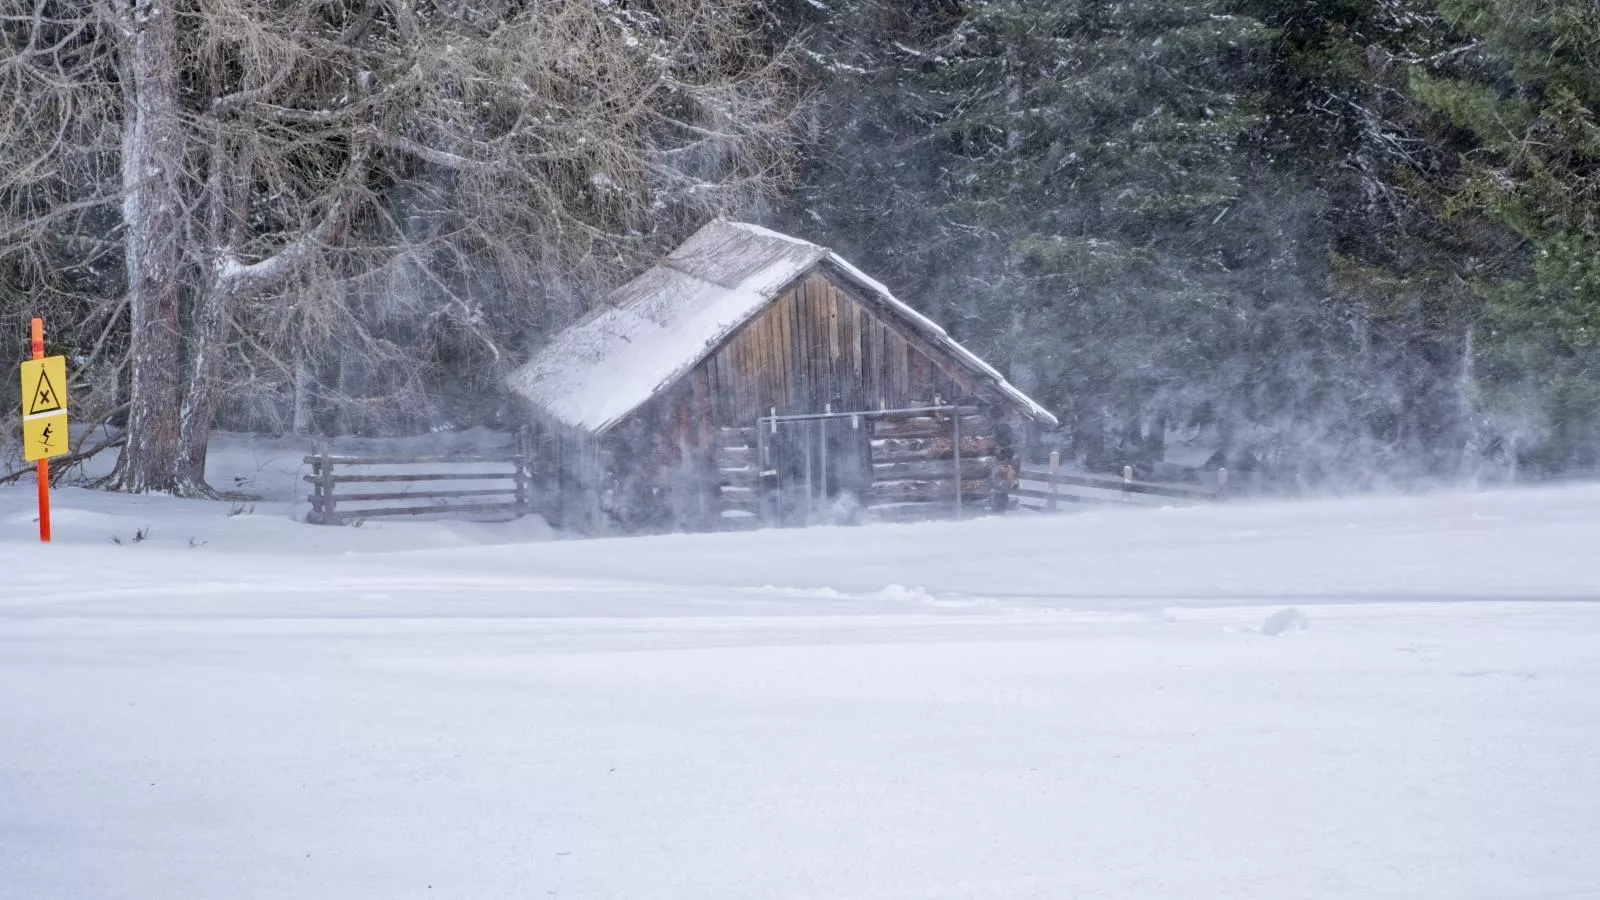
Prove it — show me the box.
[304,450,532,525]
[1014,451,1228,511]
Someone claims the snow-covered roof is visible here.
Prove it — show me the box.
[506,220,1058,433]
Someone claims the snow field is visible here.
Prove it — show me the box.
[3,442,1599,899]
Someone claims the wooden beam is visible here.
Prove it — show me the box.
[1017,469,1218,501]
[872,415,989,440]
[300,454,521,466]
[303,472,521,484]
[872,457,994,479]
[872,435,998,462]
[335,501,526,521]
[331,488,519,503]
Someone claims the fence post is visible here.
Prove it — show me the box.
[820,403,830,508]
[1216,466,1229,500]
[757,413,771,529]
[952,404,963,518]
[1122,464,1133,501]
[317,445,338,525]
[306,451,323,524]
[1047,450,1060,512]
[513,445,530,519]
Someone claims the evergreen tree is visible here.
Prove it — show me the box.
[782,0,1548,482]
[1410,0,1600,470]
[1238,0,1513,478]
[925,0,1274,467]
[784,1,1394,479]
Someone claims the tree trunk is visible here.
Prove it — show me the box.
[292,357,314,436]
[1148,412,1168,461]
[110,0,186,493]
[175,280,232,496]
[1459,324,1479,465]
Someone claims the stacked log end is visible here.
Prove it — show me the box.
[714,426,762,529]
[866,406,997,521]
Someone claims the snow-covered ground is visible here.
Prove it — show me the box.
[4,437,1600,900]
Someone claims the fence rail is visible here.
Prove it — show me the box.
[304,451,531,525]
[1015,452,1228,511]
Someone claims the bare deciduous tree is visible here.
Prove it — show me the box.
[2,0,797,494]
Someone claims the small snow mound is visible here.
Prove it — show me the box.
[1260,607,1310,636]
[820,491,864,526]
[871,584,934,604]
[753,585,842,599]
[5,508,119,527]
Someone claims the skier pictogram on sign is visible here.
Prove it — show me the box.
[22,411,67,461]
[20,356,67,416]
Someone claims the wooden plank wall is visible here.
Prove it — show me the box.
[520,422,603,530]
[702,272,980,425]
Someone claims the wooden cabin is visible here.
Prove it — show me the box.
[505,220,1057,532]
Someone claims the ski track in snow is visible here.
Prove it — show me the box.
[4,470,1600,900]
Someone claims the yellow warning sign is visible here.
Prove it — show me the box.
[20,356,69,461]
[23,411,68,461]
[20,355,67,416]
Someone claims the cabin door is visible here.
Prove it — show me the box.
[757,411,871,526]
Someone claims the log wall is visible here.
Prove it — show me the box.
[865,408,999,523]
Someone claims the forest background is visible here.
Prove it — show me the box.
[3,0,1596,494]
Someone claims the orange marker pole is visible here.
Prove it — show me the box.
[32,317,50,543]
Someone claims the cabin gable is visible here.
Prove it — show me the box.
[699,269,984,426]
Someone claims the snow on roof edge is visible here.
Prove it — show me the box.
[721,221,817,246]
[818,254,1060,427]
